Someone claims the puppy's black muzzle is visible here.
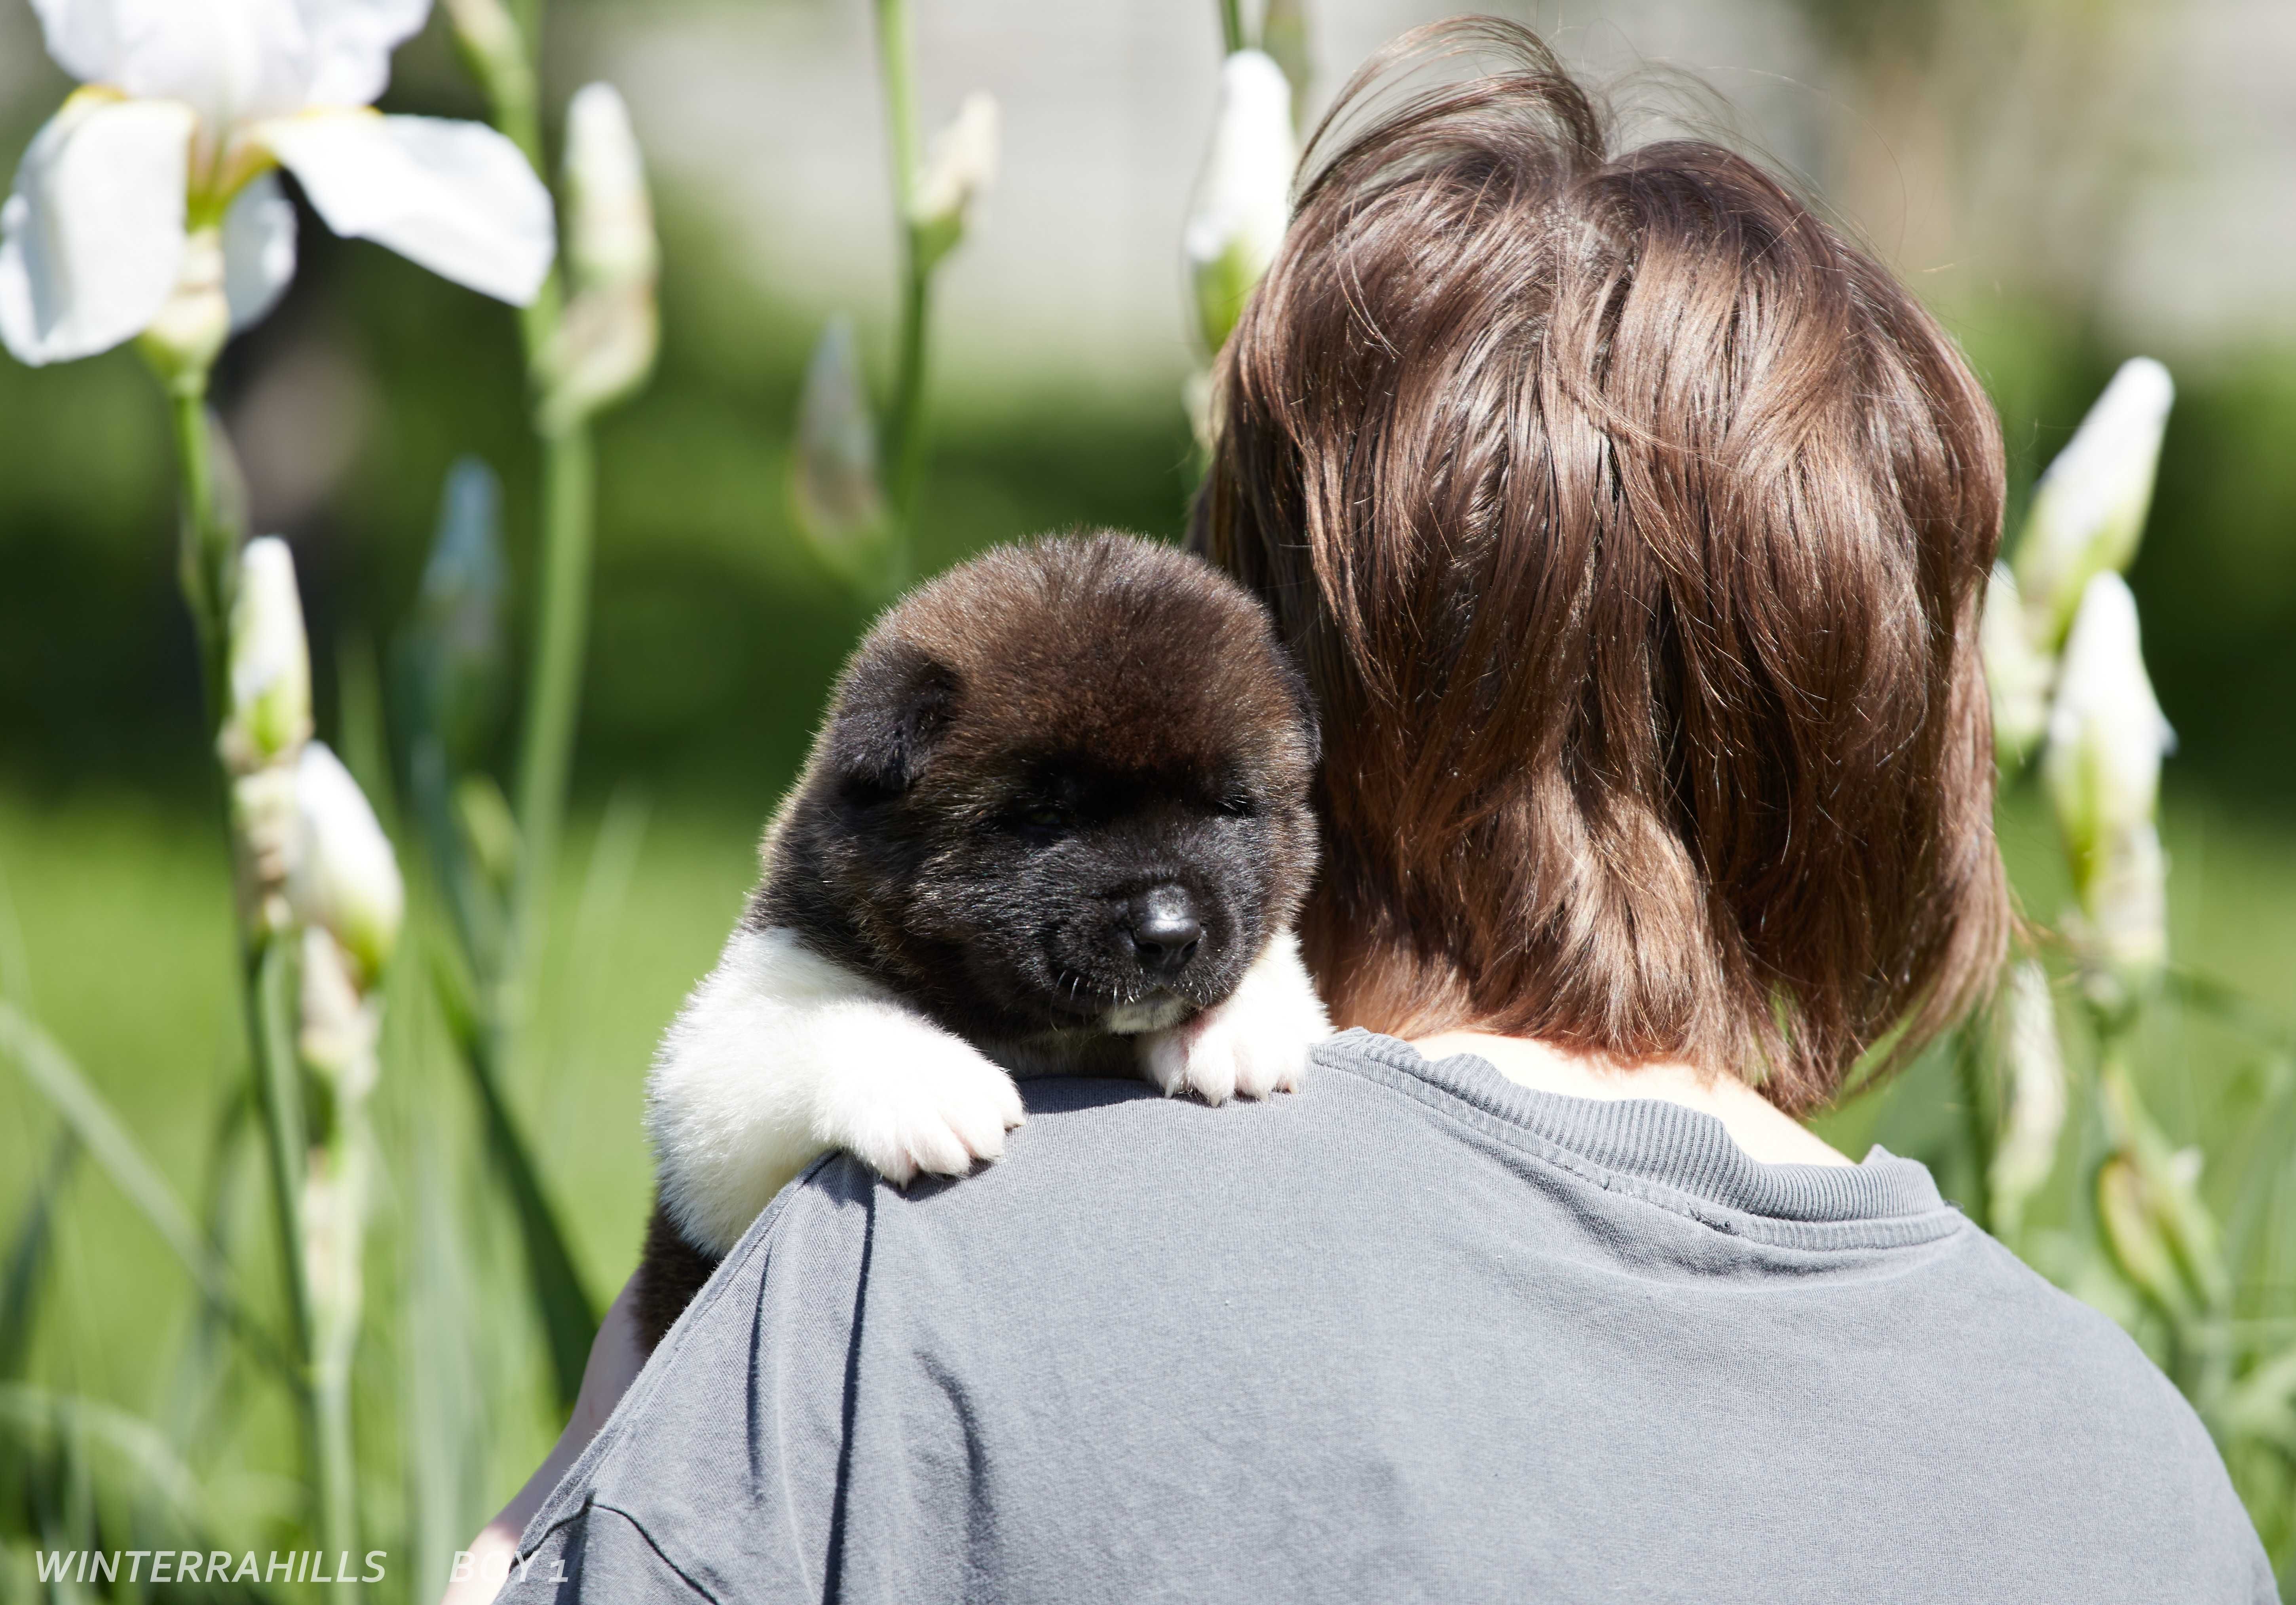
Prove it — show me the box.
[1122,885,1203,977]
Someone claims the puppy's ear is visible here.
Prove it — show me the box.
[829,641,960,804]
[1269,637,1322,769]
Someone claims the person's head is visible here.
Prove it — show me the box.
[1191,18,2009,1113]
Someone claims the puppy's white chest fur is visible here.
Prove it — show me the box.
[647,923,1329,1257]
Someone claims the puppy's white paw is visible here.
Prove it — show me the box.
[1141,1005,1311,1104]
[811,1034,1026,1186]
[1140,928,1327,1105]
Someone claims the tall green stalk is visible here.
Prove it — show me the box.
[447,0,605,1405]
[508,425,594,1041]
[165,379,360,1590]
[482,0,595,1021]
[1219,0,1247,53]
[875,0,932,571]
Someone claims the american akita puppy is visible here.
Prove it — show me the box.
[634,532,1328,1348]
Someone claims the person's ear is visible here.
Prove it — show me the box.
[830,642,960,803]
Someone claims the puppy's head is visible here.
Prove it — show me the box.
[773,532,1319,1043]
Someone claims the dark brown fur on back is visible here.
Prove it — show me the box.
[634,1195,717,1352]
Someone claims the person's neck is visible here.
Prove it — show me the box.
[1409,1030,1854,1168]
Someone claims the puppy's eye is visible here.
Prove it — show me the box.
[1218,793,1258,819]
[1018,802,1072,831]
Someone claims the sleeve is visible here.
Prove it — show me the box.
[498,1159,880,1605]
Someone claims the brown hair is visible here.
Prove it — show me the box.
[1191,18,2009,1113]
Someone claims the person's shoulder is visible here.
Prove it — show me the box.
[1952,1226,2177,1388]
[1950,1228,2257,1517]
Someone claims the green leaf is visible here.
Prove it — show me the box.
[2224,1054,2296,1282]
[442,1011,597,1411]
[336,630,398,839]
[0,1000,291,1385]
[2165,966,2296,1056]
[401,1121,488,1596]
[2097,1061,2234,1316]
[0,1384,204,1531]
[0,1134,75,1381]
[1,1004,226,1319]
[2223,1347,2296,1444]
[163,1087,257,1454]
[0,1383,285,1601]
[2098,1153,2193,1322]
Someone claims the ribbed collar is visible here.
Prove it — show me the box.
[1320,1029,1960,1248]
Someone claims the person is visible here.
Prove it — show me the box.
[466,19,2271,1602]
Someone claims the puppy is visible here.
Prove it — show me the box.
[634,532,1327,1349]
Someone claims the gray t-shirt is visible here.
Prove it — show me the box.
[503,1030,2271,1603]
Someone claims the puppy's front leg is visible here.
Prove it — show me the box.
[806,1005,1027,1188]
[1139,928,1329,1105]
[649,926,1025,1258]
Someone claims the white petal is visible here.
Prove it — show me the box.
[910,91,998,236]
[1183,50,1296,352]
[1980,563,2052,764]
[1183,51,1295,269]
[262,111,553,305]
[562,82,656,288]
[29,0,128,84]
[222,172,298,330]
[2044,571,2174,885]
[297,0,430,108]
[289,741,404,979]
[0,93,194,365]
[2013,357,2174,645]
[40,0,315,127]
[218,534,314,772]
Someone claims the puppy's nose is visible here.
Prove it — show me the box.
[1123,888,1202,976]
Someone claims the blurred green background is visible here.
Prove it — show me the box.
[1,0,2292,1594]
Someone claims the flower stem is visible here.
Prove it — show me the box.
[452,0,604,1394]
[874,0,929,582]
[165,380,350,1566]
[886,268,931,564]
[308,1115,368,1600]
[169,385,234,698]
[482,0,590,1057]
[508,423,594,1035]
[1220,0,1248,53]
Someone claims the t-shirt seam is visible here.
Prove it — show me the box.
[590,1501,722,1602]
[1323,1052,1969,1253]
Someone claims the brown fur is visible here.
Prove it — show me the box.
[634,1197,717,1352]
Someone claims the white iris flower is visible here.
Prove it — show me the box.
[1183,49,1295,356]
[537,81,657,433]
[289,740,405,984]
[218,533,313,774]
[910,91,997,270]
[1,0,555,369]
[2045,572,2175,983]
[2012,357,2174,649]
